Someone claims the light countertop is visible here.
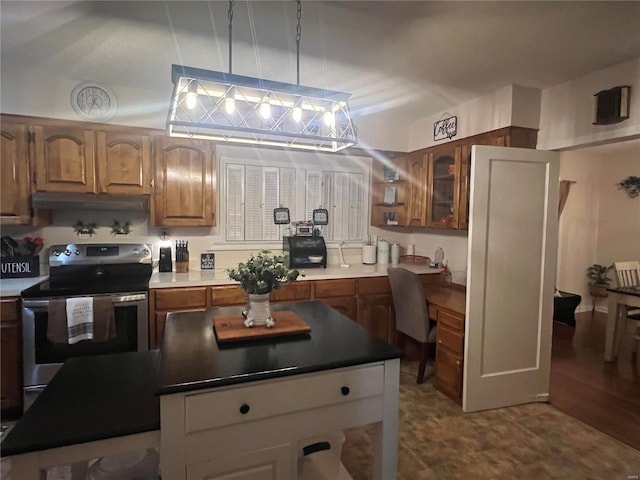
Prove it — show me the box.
[149,262,440,289]
[0,276,48,297]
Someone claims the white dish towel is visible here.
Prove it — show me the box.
[66,297,94,344]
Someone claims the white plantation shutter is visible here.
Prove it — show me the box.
[332,172,350,240]
[263,168,280,240]
[279,168,296,238]
[226,164,244,241]
[348,173,365,240]
[244,165,262,241]
[221,149,370,243]
[322,172,333,240]
[305,170,323,220]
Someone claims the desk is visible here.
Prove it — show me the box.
[425,286,466,403]
[605,286,640,361]
[158,301,404,480]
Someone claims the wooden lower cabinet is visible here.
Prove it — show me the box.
[312,279,357,322]
[149,287,210,348]
[357,294,394,344]
[433,306,465,403]
[151,276,396,348]
[150,275,466,404]
[357,277,395,344]
[1,297,23,419]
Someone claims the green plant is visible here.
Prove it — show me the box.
[227,250,301,294]
[617,175,640,198]
[586,264,613,285]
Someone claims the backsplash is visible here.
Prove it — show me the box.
[2,209,365,271]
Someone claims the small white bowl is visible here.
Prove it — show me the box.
[308,255,323,263]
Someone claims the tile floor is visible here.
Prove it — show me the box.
[2,360,640,479]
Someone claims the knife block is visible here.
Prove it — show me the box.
[175,261,189,273]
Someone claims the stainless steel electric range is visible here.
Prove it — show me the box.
[20,243,152,391]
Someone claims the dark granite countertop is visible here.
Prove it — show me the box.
[158,301,404,395]
[1,350,160,456]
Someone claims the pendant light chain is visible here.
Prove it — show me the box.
[296,0,301,85]
[228,0,235,74]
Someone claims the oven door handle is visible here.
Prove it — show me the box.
[22,293,147,309]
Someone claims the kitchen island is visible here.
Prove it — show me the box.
[158,301,404,480]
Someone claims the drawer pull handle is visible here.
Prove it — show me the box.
[239,403,250,414]
[341,386,350,396]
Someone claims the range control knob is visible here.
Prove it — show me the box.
[74,249,80,255]
[52,250,61,257]
[64,249,72,256]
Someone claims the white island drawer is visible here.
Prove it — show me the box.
[185,364,384,433]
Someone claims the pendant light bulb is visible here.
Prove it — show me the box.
[224,95,236,115]
[185,91,198,110]
[292,106,302,123]
[259,96,271,120]
[323,111,335,127]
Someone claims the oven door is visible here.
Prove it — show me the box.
[22,293,149,389]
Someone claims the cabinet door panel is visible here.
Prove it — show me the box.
[270,282,311,302]
[1,121,31,224]
[358,276,390,295]
[405,152,427,227]
[435,344,463,401]
[313,279,357,298]
[426,146,461,229]
[321,296,358,322]
[358,293,394,343]
[33,125,96,193]
[96,131,151,194]
[1,298,22,418]
[155,287,208,310]
[211,285,247,306]
[153,137,216,226]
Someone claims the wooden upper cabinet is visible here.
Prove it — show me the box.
[33,124,96,193]
[425,144,462,229]
[1,121,31,224]
[404,152,428,227]
[457,127,537,230]
[152,137,216,226]
[96,131,151,194]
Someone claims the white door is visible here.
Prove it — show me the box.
[463,145,559,413]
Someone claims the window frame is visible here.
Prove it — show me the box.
[216,145,372,249]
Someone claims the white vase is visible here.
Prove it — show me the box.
[245,292,275,328]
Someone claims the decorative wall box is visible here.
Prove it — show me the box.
[593,85,630,125]
[1,256,40,278]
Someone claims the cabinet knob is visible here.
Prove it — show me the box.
[341,386,350,396]
[239,403,250,414]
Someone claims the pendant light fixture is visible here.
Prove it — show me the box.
[167,1,357,152]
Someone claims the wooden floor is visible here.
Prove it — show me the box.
[550,310,640,451]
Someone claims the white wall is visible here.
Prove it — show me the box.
[538,56,640,151]
[557,144,640,312]
[407,85,541,152]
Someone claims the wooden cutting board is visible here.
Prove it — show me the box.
[213,310,311,343]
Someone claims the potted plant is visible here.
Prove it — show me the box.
[586,263,613,297]
[227,250,301,328]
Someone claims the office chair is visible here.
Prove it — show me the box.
[388,267,437,383]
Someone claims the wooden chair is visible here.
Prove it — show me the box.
[387,267,437,383]
[613,261,640,353]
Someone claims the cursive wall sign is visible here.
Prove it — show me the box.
[434,115,458,141]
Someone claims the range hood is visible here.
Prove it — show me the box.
[31,192,150,211]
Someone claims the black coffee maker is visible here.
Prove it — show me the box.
[159,246,172,272]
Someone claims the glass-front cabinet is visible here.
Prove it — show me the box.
[426,145,462,229]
